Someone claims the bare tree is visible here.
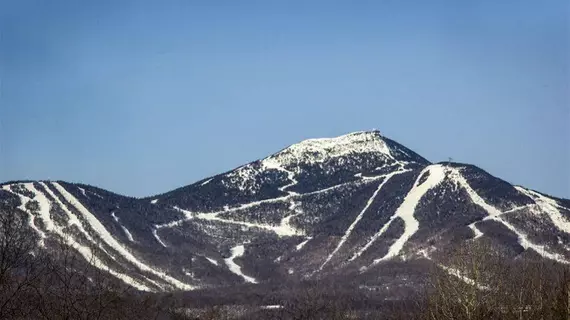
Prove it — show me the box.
[417,240,570,320]
[0,204,48,319]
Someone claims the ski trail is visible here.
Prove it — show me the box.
[200,178,213,186]
[262,158,300,195]
[224,245,257,283]
[152,228,168,248]
[320,172,403,270]
[350,217,395,262]
[487,215,569,263]
[78,187,88,198]
[348,170,412,261]
[52,182,196,290]
[59,238,152,291]
[7,184,152,291]
[467,204,533,239]
[304,175,380,196]
[158,170,399,237]
[161,171,306,237]
[195,211,303,237]
[41,182,85,228]
[468,222,484,239]
[372,165,447,264]
[279,200,304,237]
[262,158,298,195]
[160,206,194,229]
[111,212,135,242]
[264,159,303,235]
[22,183,55,232]
[159,206,301,237]
[515,187,570,234]
[278,213,302,236]
[211,195,290,214]
[447,169,501,240]
[501,204,536,215]
[261,305,284,310]
[296,237,313,251]
[447,170,502,216]
[205,257,219,266]
[277,168,299,195]
[3,185,47,246]
[420,250,488,290]
[449,171,569,264]
[39,182,117,260]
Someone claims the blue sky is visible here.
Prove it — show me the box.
[1,0,568,198]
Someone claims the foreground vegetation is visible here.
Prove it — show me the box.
[1,203,569,319]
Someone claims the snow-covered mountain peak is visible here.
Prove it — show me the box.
[3,131,570,294]
[262,130,392,168]
[215,131,399,195]
[205,130,430,196]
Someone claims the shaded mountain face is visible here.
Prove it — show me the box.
[1,131,569,292]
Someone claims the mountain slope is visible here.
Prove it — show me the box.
[1,130,569,293]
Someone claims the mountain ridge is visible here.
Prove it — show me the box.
[1,131,569,294]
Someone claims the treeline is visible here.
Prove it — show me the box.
[2,201,569,319]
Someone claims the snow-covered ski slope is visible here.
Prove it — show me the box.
[224,244,257,284]
[2,182,196,291]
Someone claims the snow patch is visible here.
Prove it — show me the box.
[90,191,104,199]
[183,269,195,278]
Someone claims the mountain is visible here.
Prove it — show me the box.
[1,130,569,293]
